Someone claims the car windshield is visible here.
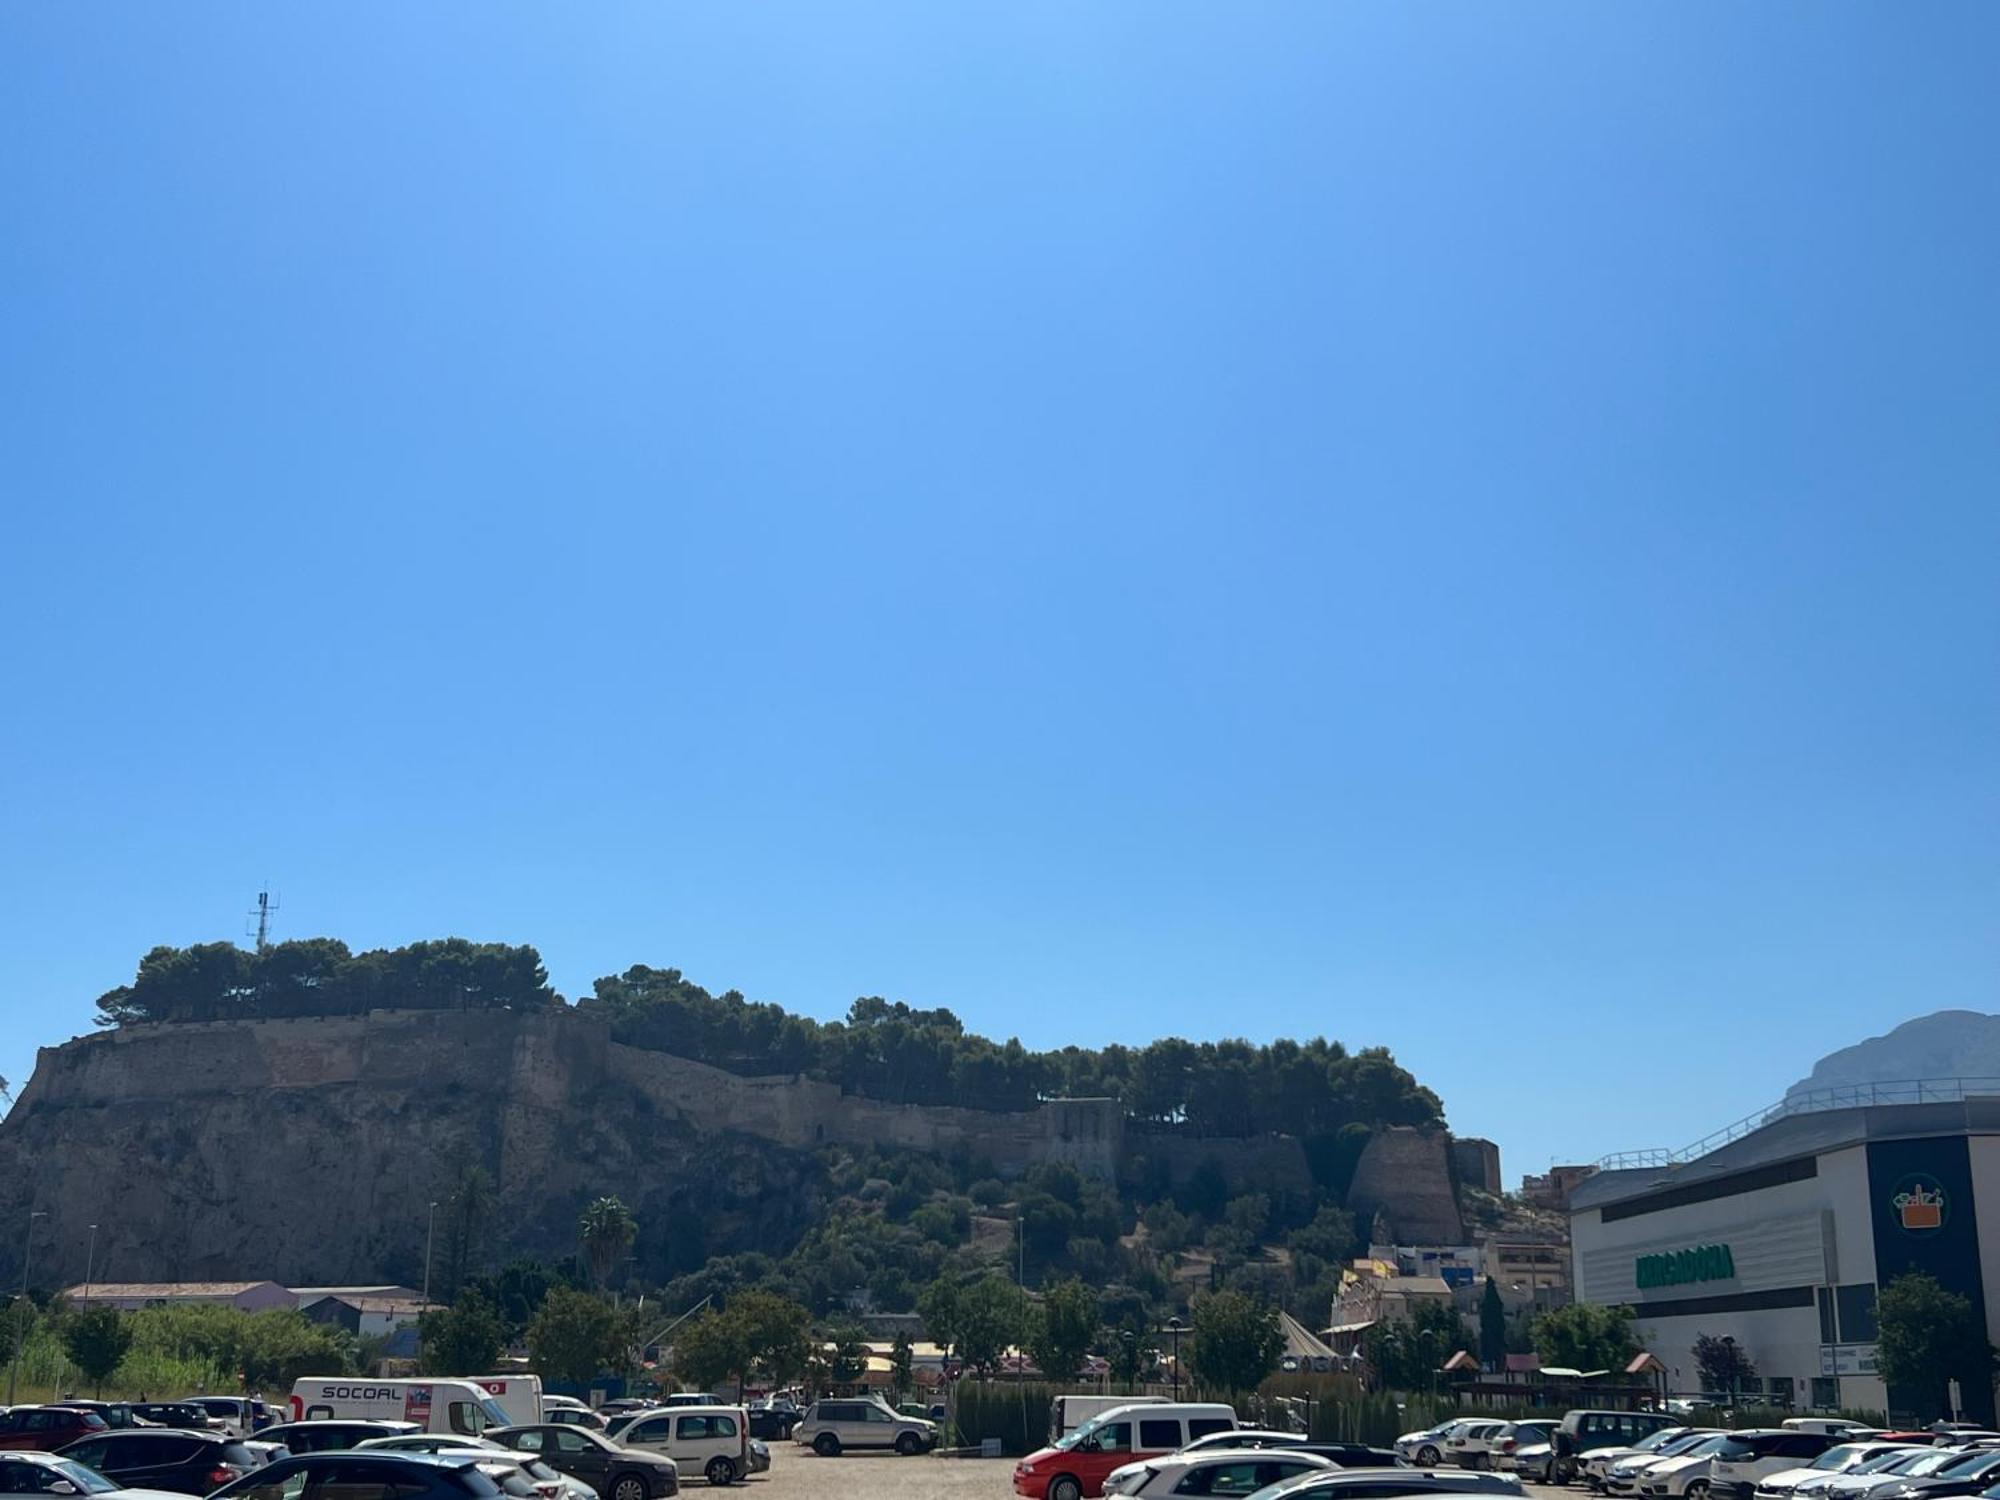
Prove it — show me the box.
[1816,1448,1871,1471]
[1856,1453,1925,1475]
[48,1462,122,1496]
[1903,1453,1963,1477]
[1939,1453,2000,1477]
[1679,1436,1730,1458]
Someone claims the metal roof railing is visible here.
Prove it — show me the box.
[1597,1077,2000,1171]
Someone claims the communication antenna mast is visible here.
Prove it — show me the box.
[248,887,280,953]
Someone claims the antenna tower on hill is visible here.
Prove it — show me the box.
[248,887,279,953]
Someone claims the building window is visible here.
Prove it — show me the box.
[1817,1287,1836,1344]
[1835,1283,1878,1343]
[1811,1377,1838,1410]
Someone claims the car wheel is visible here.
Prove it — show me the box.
[1049,1477,1083,1500]
[705,1457,735,1487]
[895,1432,922,1456]
[1687,1484,1709,1500]
[1420,1447,1442,1467]
[610,1475,649,1500]
[813,1433,840,1457]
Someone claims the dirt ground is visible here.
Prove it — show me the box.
[735,1450,1574,1500]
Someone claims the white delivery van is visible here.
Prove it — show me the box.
[475,1376,545,1427]
[289,1379,514,1435]
[1050,1394,1169,1443]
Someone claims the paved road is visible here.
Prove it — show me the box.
[739,1451,1578,1499]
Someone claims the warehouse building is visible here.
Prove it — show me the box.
[1570,1095,2000,1422]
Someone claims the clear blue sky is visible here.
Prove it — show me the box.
[3,4,1995,1181]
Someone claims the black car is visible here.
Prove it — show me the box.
[1874,1451,2000,1500]
[1276,1470,1526,1500]
[744,1409,796,1442]
[486,1425,679,1500]
[58,1429,264,1495]
[130,1406,221,1433]
[252,1422,421,1455]
[1294,1445,1409,1469]
[210,1453,505,1500]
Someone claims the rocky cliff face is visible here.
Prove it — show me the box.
[0,1009,1457,1286]
[1786,1010,2000,1100]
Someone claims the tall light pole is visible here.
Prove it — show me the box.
[1166,1315,1184,1400]
[9,1209,46,1404]
[422,1201,439,1308]
[83,1224,99,1309]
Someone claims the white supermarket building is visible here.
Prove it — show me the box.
[1569,1090,2000,1423]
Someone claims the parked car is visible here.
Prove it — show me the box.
[1242,1466,1526,1500]
[1709,1432,1841,1500]
[0,1451,196,1500]
[742,1441,768,1478]
[485,1424,680,1500]
[1559,1415,1685,1487]
[356,1435,592,1500]
[742,1408,792,1443]
[1584,1429,1695,1490]
[1761,1446,1928,1500]
[1861,1450,2000,1500]
[1492,1424,1553,1475]
[1013,1403,1239,1499]
[1448,1423,1516,1472]
[171,1404,274,1442]
[1104,1450,1334,1497]
[48,1407,147,1433]
[207,1452,510,1500]
[1823,1452,1963,1500]
[613,1406,754,1487]
[1503,1442,1555,1485]
[0,1408,112,1451]
[1180,1432,1311,1455]
[794,1397,938,1458]
[1608,1435,1725,1496]
[1398,1428,1458,1468]
[544,1411,608,1433]
[125,1409,218,1435]
[1640,1434,1736,1500]
[57,1429,264,1495]
[253,1422,421,1455]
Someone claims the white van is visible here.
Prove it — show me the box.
[289,1379,513,1435]
[617,1405,754,1486]
[1051,1394,1170,1443]
[475,1377,545,1427]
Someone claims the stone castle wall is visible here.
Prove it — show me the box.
[0,1009,1443,1282]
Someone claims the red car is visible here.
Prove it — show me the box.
[1014,1405,1240,1500]
[0,1405,109,1450]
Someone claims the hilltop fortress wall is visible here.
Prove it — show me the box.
[0,1008,1458,1283]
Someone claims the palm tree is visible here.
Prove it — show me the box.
[579,1196,637,1289]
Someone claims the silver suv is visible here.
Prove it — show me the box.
[794,1397,936,1457]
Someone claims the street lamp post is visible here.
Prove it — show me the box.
[8,1209,46,1404]
[422,1201,439,1308]
[1167,1316,1185,1400]
[83,1224,99,1309]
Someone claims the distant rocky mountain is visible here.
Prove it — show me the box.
[1786,1010,2000,1100]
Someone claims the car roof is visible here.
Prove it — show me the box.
[94,1427,218,1439]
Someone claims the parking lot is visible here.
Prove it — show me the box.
[731,1451,1575,1499]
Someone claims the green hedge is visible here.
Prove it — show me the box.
[950,1381,1063,1455]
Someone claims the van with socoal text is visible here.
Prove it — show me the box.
[289,1379,514,1436]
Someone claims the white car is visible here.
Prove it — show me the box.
[1758,1445,1925,1500]
[1398,1426,1457,1467]
[355,1434,596,1500]
[1820,1451,1959,1500]
[1584,1432,1696,1496]
[1104,1450,1335,1497]
[0,1453,195,1500]
[1180,1431,1313,1456]
[1607,1436,1723,1497]
[1447,1423,1516,1471]
[1640,1434,1735,1500]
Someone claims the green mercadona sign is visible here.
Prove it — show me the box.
[1636,1243,1736,1289]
